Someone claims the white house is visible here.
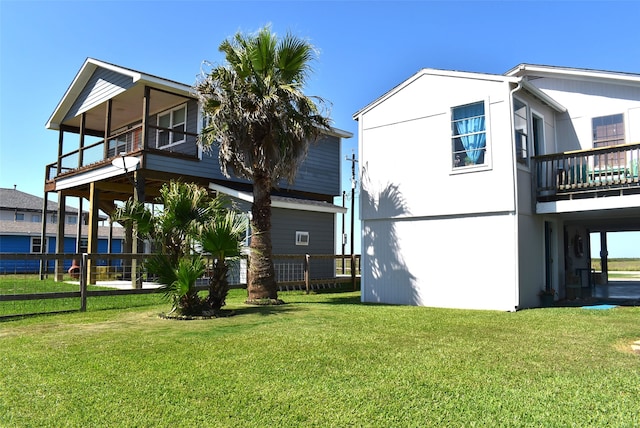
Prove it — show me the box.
[354,64,640,311]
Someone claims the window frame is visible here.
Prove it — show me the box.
[513,97,529,166]
[450,99,491,173]
[31,237,47,253]
[592,113,625,168]
[295,231,310,246]
[14,212,24,221]
[157,103,187,149]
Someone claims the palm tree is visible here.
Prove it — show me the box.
[199,210,247,311]
[112,181,239,315]
[196,25,331,303]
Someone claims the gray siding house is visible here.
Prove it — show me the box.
[44,58,350,282]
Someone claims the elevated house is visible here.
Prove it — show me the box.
[44,58,350,282]
[354,64,640,311]
[0,187,124,273]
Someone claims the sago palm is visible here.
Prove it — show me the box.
[196,25,331,303]
[199,210,247,311]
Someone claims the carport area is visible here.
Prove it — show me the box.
[559,207,640,305]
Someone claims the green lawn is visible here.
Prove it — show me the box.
[1,289,639,427]
[592,258,640,272]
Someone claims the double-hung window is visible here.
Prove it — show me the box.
[157,104,187,148]
[513,98,529,165]
[592,114,625,168]
[452,101,487,168]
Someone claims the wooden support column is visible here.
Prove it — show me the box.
[75,198,83,253]
[39,189,49,280]
[57,129,64,176]
[87,183,100,285]
[142,86,150,154]
[600,232,609,285]
[104,99,112,159]
[79,112,86,167]
[107,217,113,268]
[131,172,145,288]
[55,191,66,281]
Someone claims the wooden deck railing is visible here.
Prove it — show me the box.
[533,143,640,200]
[45,124,199,181]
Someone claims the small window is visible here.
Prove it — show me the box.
[295,231,309,246]
[31,237,47,253]
[157,104,187,148]
[67,215,77,225]
[514,98,528,165]
[15,212,24,221]
[452,101,486,168]
[31,214,42,223]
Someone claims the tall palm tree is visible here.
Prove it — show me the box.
[196,25,331,303]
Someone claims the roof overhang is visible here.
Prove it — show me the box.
[209,183,347,214]
[46,58,194,131]
[353,68,520,119]
[505,63,640,87]
[519,79,567,113]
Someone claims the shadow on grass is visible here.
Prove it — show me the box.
[230,303,303,317]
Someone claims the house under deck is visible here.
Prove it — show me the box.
[533,142,640,303]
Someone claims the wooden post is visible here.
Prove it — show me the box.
[80,253,88,312]
[55,191,66,281]
[57,129,64,176]
[141,86,150,153]
[104,99,112,159]
[87,183,100,285]
[39,189,49,280]
[131,172,145,289]
[304,254,310,294]
[351,254,356,291]
[78,112,86,167]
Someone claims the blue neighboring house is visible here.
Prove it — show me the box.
[0,187,124,273]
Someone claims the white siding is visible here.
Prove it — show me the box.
[528,77,640,151]
[360,75,516,220]
[357,71,521,311]
[361,214,518,311]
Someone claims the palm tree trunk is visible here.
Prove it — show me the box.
[247,173,278,302]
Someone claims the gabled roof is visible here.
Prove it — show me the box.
[353,66,569,119]
[46,58,194,130]
[353,68,518,119]
[209,183,347,214]
[505,63,640,86]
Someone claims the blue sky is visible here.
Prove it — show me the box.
[1,0,639,256]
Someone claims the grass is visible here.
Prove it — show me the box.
[591,258,640,272]
[1,288,639,427]
[0,275,165,317]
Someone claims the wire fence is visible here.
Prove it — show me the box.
[0,252,360,318]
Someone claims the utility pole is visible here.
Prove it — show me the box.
[341,190,346,275]
[346,152,358,289]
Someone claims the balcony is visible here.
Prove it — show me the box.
[534,143,640,202]
[45,124,199,182]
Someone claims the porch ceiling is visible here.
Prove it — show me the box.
[546,204,640,232]
[61,84,193,134]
